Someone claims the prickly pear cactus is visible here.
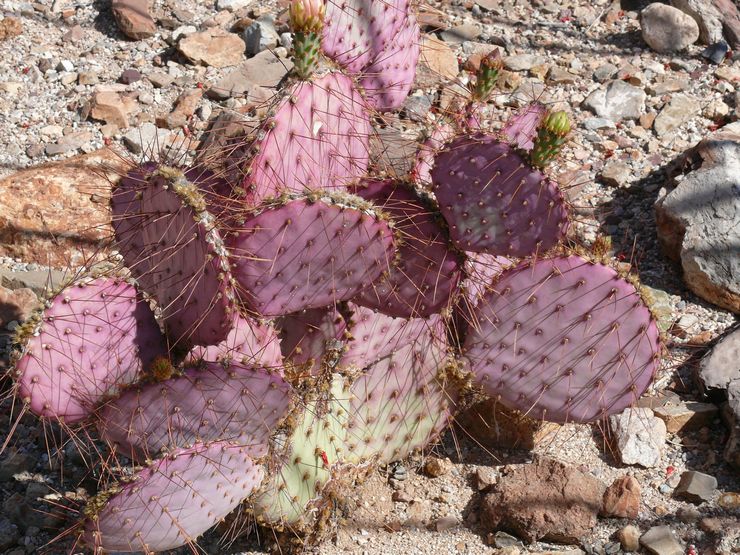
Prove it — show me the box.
[3,0,669,552]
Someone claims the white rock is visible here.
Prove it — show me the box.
[609,408,667,468]
[640,3,700,53]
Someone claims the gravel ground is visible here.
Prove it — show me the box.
[0,0,738,553]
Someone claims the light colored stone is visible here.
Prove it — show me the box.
[699,328,740,394]
[504,54,546,71]
[582,80,646,122]
[618,524,641,552]
[609,408,667,468]
[208,49,291,101]
[654,94,700,137]
[87,91,137,128]
[655,122,740,313]
[640,3,700,53]
[670,0,724,44]
[122,122,172,154]
[419,35,459,81]
[674,470,717,503]
[640,526,683,555]
[600,161,632,188]
[653,401,718,433]
[178,29,246,68]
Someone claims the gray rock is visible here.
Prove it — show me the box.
[208,49,291,101]
[503,54,546,71]
[243,17,279,57]
[402,94,433,122]
[494,531,522,548]
[582,80,646,122]
[608,408,666,468]
[640,526,684,555]
[670,0,724,44]
[583,117,615,130]
[698,328,740,396]
[440,23,481,43]
[674,470,717,503]
[654,122,740,313]
[640,3,700,53]
[147,71,173,88]
[593,63,618,82]
[216,0,250,10]
[654,94,700,136]
[122,123,172,154]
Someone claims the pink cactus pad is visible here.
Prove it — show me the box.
[464,255,662,423]
[341,302,433,369]
[322,0,409,74]
[242,72,371,205]
[502,102,547,151]
[111,164,235,347]
[15,277,164,423]
[431,133,569,256]
[98,361,292,460]
[352,179,462,318]
[278,306,347,374]
[228,195,397,317]
[411,123,456,186]
[84,442,264,552]
[187,313,283,370]
[344,314,452,464]
[359,12,420,111]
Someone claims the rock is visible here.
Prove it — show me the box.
[618,525,641,552]
[119,68,141,84]
[475,467,498,491]
[480,457,605,543]
[673,470,717,503]
[216,0,250,9]
[77,71,99,85]
[639,526,684,555]
[504,54,546,71]
[670,0,724,44]
[423,457,452,478]
[159,88,203,128]
[582,80,646,122]
[653,401,718,433]
[601,475,641,519]
[178,29,245,67]
[608,408,666,468]
[0,17,22,41]
[583,117,615,130]
[698,328,740,396]
[0,286,37,327]
[548,67,577,84]
[440,24,480,43]
[147,71,173,88]
[640,3,700,53]
[45,131,94,156]
[208,49,292,101]
[86,91,137,128]
[419,35,458,81]
[433,516,458,531]
[655,122,740,313]
[712,0,740,48]
[646,77,690,95]
[600,161,631,188]
[0,269,66,296]
[0,150,121,266]
[594,63,619,82]
[122,122,172,154]
[111,0,156,40]
[242,17,278,56]
[654,94,700,137]
[702,40,730,63]
[718,491,739,508]
[455,399,559,450]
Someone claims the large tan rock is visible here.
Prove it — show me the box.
[640,3,700,53]
[419,35,458,81]
[178,29,246,68]
[0,149,123,267]
[112,0,156,40]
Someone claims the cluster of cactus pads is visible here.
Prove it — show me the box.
[7,0,665,552]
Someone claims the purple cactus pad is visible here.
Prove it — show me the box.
[411,123,455,186]
[15,277,164,423]
[228,195,397,317]
[463,255,662,423]
[431,133,569,256]
[84,442,264,552]
[98,361,292,460]
[111,164,235,347]
[242,72,371,204]
[359,12,420,111]
[352,179,462,318]
[502,102,547,152]
[278,305,347,374]
[322,0,409,74]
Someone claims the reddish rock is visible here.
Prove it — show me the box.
[178,29,246,68]
[713,0,740,48]
[0,149,124,267]
[86,92,137,128]
[601,475,641,519]
[480,457,606,543]
[112,0,156,40]
[0,17,23,41]
[0,286,38,327]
